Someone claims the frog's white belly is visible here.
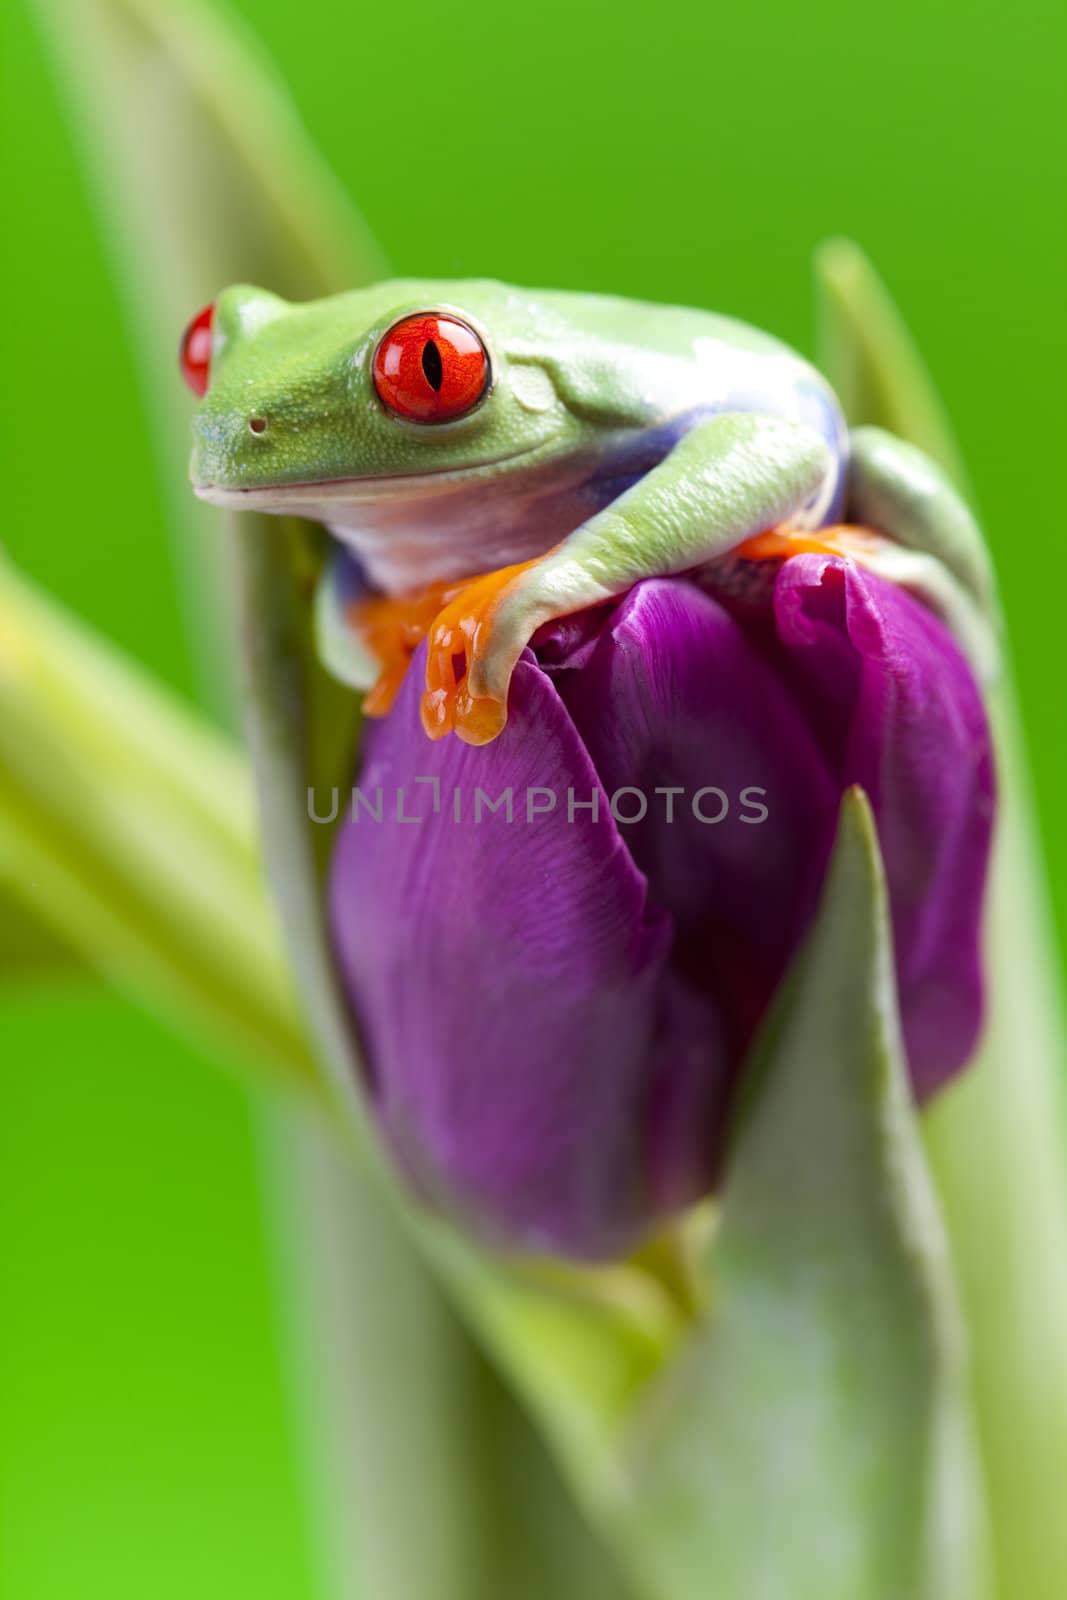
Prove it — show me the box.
[321,455,611,593]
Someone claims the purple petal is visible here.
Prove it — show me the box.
[329,651,676,1259]
[545,579,841,1196]
[770,555,995,1094]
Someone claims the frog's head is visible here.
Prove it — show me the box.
[185,280,592,511]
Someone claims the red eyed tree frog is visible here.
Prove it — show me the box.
[184,281,996,743]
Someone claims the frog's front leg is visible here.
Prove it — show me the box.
[423,412,833,744]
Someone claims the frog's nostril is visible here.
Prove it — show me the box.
[248,416,268,435]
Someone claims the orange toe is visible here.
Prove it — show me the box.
[419,557,540,743]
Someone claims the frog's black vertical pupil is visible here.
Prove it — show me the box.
[421,339,444,392]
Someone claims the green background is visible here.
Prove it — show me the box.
[2,0,1064,1594]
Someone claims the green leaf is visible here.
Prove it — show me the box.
[0,890,80,984]
[33,0,385,300]
[816,237,1067,1600]
[607,790,988,1600]
[0,557,317,1087]
[922,696,1067,1600]
[814,237,968,489]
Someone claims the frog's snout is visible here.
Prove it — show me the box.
[190,403,274,489]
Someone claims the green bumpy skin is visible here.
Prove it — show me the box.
[189,279,998,722]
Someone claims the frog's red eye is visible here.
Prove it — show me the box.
[372,313,489,423]
[179,303,216,396]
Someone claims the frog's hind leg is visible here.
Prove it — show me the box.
[845,426,1000,684]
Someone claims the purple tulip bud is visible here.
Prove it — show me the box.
[328,554,994,1259]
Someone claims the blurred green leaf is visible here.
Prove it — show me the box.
[817,237,1067,1600]
[32,0,385,302]
[814,237,968,490]
[0,891,79,983]
[923,698,1067,1600]
[0,557,316,1087]
[607,789,987,1600]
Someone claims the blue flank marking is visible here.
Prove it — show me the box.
[581,390,849,527]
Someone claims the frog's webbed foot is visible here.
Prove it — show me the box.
[420,557,546,745]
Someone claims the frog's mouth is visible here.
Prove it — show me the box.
[192,440,562,509]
